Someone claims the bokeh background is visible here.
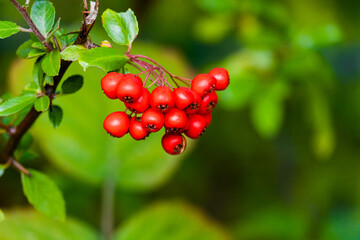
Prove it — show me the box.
[1,0,360,239]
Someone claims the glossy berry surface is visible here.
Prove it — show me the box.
[191,74,216,96]
[198,91,218,114]
[185,90,201,114]
[103,111,129,138]
[125,88,150,113]
[164,108,187,133]
[185,114,207,139]
[117,74,143,103]
[150,86,175,112]
[208,68,230,91]
[129,117,149,140]
[101,72,123,99]
[161,133,187,155]
[174,87,193,110]
[141,108,164,132]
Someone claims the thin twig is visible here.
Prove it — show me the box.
[19,27,32,33]
[9,0,53,51]
[9,157,31,176]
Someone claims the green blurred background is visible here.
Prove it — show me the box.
[1,0,360,239]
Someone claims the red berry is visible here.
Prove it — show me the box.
[185,114,207,139]
[191,74,216,96]
[125,88,150,113]
[164,108,187,133]
[103,111,129,138]
[129,116,149,140]
[208,68,229,91]
[150,86,175,112]
[203,113,212,127]
[141,108,164,132]
[101,72,124,99]
[161,133,187,155]
[185,90,201,114]
[173,87,193,110]
[117,74,143,103]
[198,91,218,114]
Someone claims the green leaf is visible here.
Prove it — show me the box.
[44,75,54,86]
[61,75,84,94]
[0,94,37,116]
[23,82,40,94]
[0,21,20,39]
[30,0,55,37]
[27,48,46,58]
[102,8,139,46]
[41,49,61,76]
[78,47,128,72]
[48,105,62,128]
[0,209,4,222]
[21,169,66,221]
[16,40,34,58]
[34,95,50,112]
[46,17,60,40]
[113,201,231,240]
[33,58,44,87]
[60,45,85,61]
[31,41,46,50]
[0,209,98,240]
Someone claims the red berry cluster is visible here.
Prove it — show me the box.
[101,68,229,155]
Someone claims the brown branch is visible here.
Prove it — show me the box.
[9,0,54,51]
[9,157,31,176]
[0,1,100,167]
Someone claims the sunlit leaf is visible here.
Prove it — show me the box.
[21,169,66,221]
[30,0,55,37]
[60,45,85,61]
[78,47,128,72]
[102,8,139,46]
[0,21,20,39]
[34,95,50,112]
[0,94,37,116]
[41,49,61,76]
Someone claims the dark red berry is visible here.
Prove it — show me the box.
[191,73,216,96]
[161,133,187,155]
[141,108,164,132]
[125,88,150,113]
[208,68,229,91]
[198,91,218,114]
[164,108,187,133]
[117,74,143,103]
[101,72,124,99]
[203,113,212,127]
[103,111,129,138]
[173,87,193,110]
[185,114,207,139]
[129,116,149,140]
[185,90,201,114]
[150,86,175,112]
